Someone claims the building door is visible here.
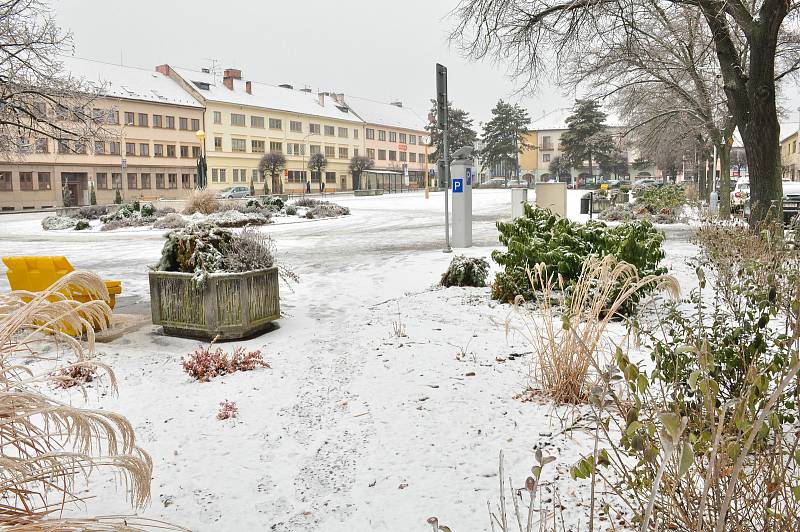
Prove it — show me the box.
[352,174,360,191]
[60,173,88,206]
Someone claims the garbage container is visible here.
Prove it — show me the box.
[580,193,592,215]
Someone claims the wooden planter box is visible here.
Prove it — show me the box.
[149,267,280,340]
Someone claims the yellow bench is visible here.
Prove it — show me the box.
[3,256,122,309]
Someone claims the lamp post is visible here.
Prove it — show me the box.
[195,129,207,189]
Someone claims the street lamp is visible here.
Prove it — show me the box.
[195,129,207,189]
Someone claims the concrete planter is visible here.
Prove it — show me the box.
[592,197,612,212]
[354,189,384,197]
[149,267,280,340]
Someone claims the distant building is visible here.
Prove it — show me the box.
[781,126,799,181]
[0,57,204,211]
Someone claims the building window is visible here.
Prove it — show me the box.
[419,153,425,163]
[541,136,552,150]
[230,114,245,127]
[310,144,320,155]
[338,147,348,159]
[231,138,246,152]
[154,144,164,157]
[269,118,282,129]
[287,143,305,156]
[232,168,240,182]
[324,125,335,136]
[338,127,348,138]
[366,148,375,159]
[175,117,186,130]
[211,168,218,183]
[58,140,70,154]
[95,141,105,154]
[139,143,149,156]
[389,132,397,142]
[325,171,336,184]
[74,142,86,155]
[309,123,321,135]
[166,145,176,158]
[191,119,200,131]
[153,114,163,128]
[168,174,177,189]
[399,133,407,143]
[410,134,417,145]
[366,128,375,140]
[38,172,51,190]
[270,141,283,152]
[214,136,222,151]
[141,173,151,189]
[124,112,135,125]
[252,169,259,182]
[354,129,359,139]
[354,148,359,157]
[96,173,108,190]
[0,171,11,191]
[378,130,386,141]
[389,150,396,161]
[180,145,189,158]
[409,152,416,163]
[125,143,135,156]
[378,149,386,161]
[108,110,120,124]
[290,121,302,132]
[542,153,551,162]
[213,111,222,124]
[219,169,226,182]
[250,115,264,128]
[111,173,122,189]
[182,173,191,189]
[287,170,306,183]
[324,145,335,158]
[165,116,175,129]
[252,140,265,153]
[192,146,201,158]
[156,173,165,189]
[310,170,320,183]
[35,138,48,153]
[109,141,120,155]
[127,173,138,189]
[399,151,406,162]
[138,113,148,127]
[19,172,33,191]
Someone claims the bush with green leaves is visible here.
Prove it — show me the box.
[491,205,666,310]
[638,184,686,214]
[100,201,155,224]
[73,220,90,231]
[440,256,489,287]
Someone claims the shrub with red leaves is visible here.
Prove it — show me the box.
[216,400,238,420]
[181,344,270,382]
[52,362,98,388]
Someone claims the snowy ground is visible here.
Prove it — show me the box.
[0,189,699,531]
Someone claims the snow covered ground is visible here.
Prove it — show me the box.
[0,189,699,531]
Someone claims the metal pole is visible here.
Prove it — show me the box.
[437,63,452,253]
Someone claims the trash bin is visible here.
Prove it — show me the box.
[580,193,592,215]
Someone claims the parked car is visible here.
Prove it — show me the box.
[784,180,800,225]
[217,186,251,199]
[506,179,524,188]
[731,178,750,212]
[633,178,657,188]
[486,178,507,188]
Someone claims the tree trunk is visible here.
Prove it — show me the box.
[719,142,732,220]
[698,157,707,202]
[588,151,593,188]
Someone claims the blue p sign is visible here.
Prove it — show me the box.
[452,178,464,193]
[465,167,472,185]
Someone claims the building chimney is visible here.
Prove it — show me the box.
[246,81,252,94]
[390,100,403,108]
[318,92,325,106]
[223,76,234,90]
[201,67,210,73]
[223,68,242,80]
[279,83,293,89]
[337,93,345,104]
[155,64,171,76]
[300,87,312,93]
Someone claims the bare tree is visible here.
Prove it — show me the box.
[349,154,373,190]
[258,151,286,195]
[307,152,327,192]
[0,0,108,159]
[452,0,800,224]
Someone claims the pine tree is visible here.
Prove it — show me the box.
[480,100,531,182]
[61,183,72,207]
[250,178,256,197]
[426,99,478,165]
[560,99,616,186]
[114,187,122,205]
[548,155,572,180]
[89,182,97,205]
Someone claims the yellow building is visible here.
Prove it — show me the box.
[781,130,798,181]
[0,58,204,211]
[519,131,539,181]
[159,66,365,193]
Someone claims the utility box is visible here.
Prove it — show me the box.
[511,188,528,218]
[535,182,568,217]
[450,147,474,247]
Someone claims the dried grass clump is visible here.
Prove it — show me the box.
[511,255,679,404]
[216,400,238,420]
[0,271,157,526]
[183,188,220,215]
[181,343,270,382]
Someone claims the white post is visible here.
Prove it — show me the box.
[450,151,474,248]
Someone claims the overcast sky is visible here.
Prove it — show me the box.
[48,0,575,129]
[50,0,798,131]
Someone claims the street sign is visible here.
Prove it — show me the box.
[121,158,127,169]
[421,135,431,146]
[466,167,472,186]
[398,143,407,152]
[436,64,448,129]
[452,178,463,193]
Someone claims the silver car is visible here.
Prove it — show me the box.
[217,186,251,199]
